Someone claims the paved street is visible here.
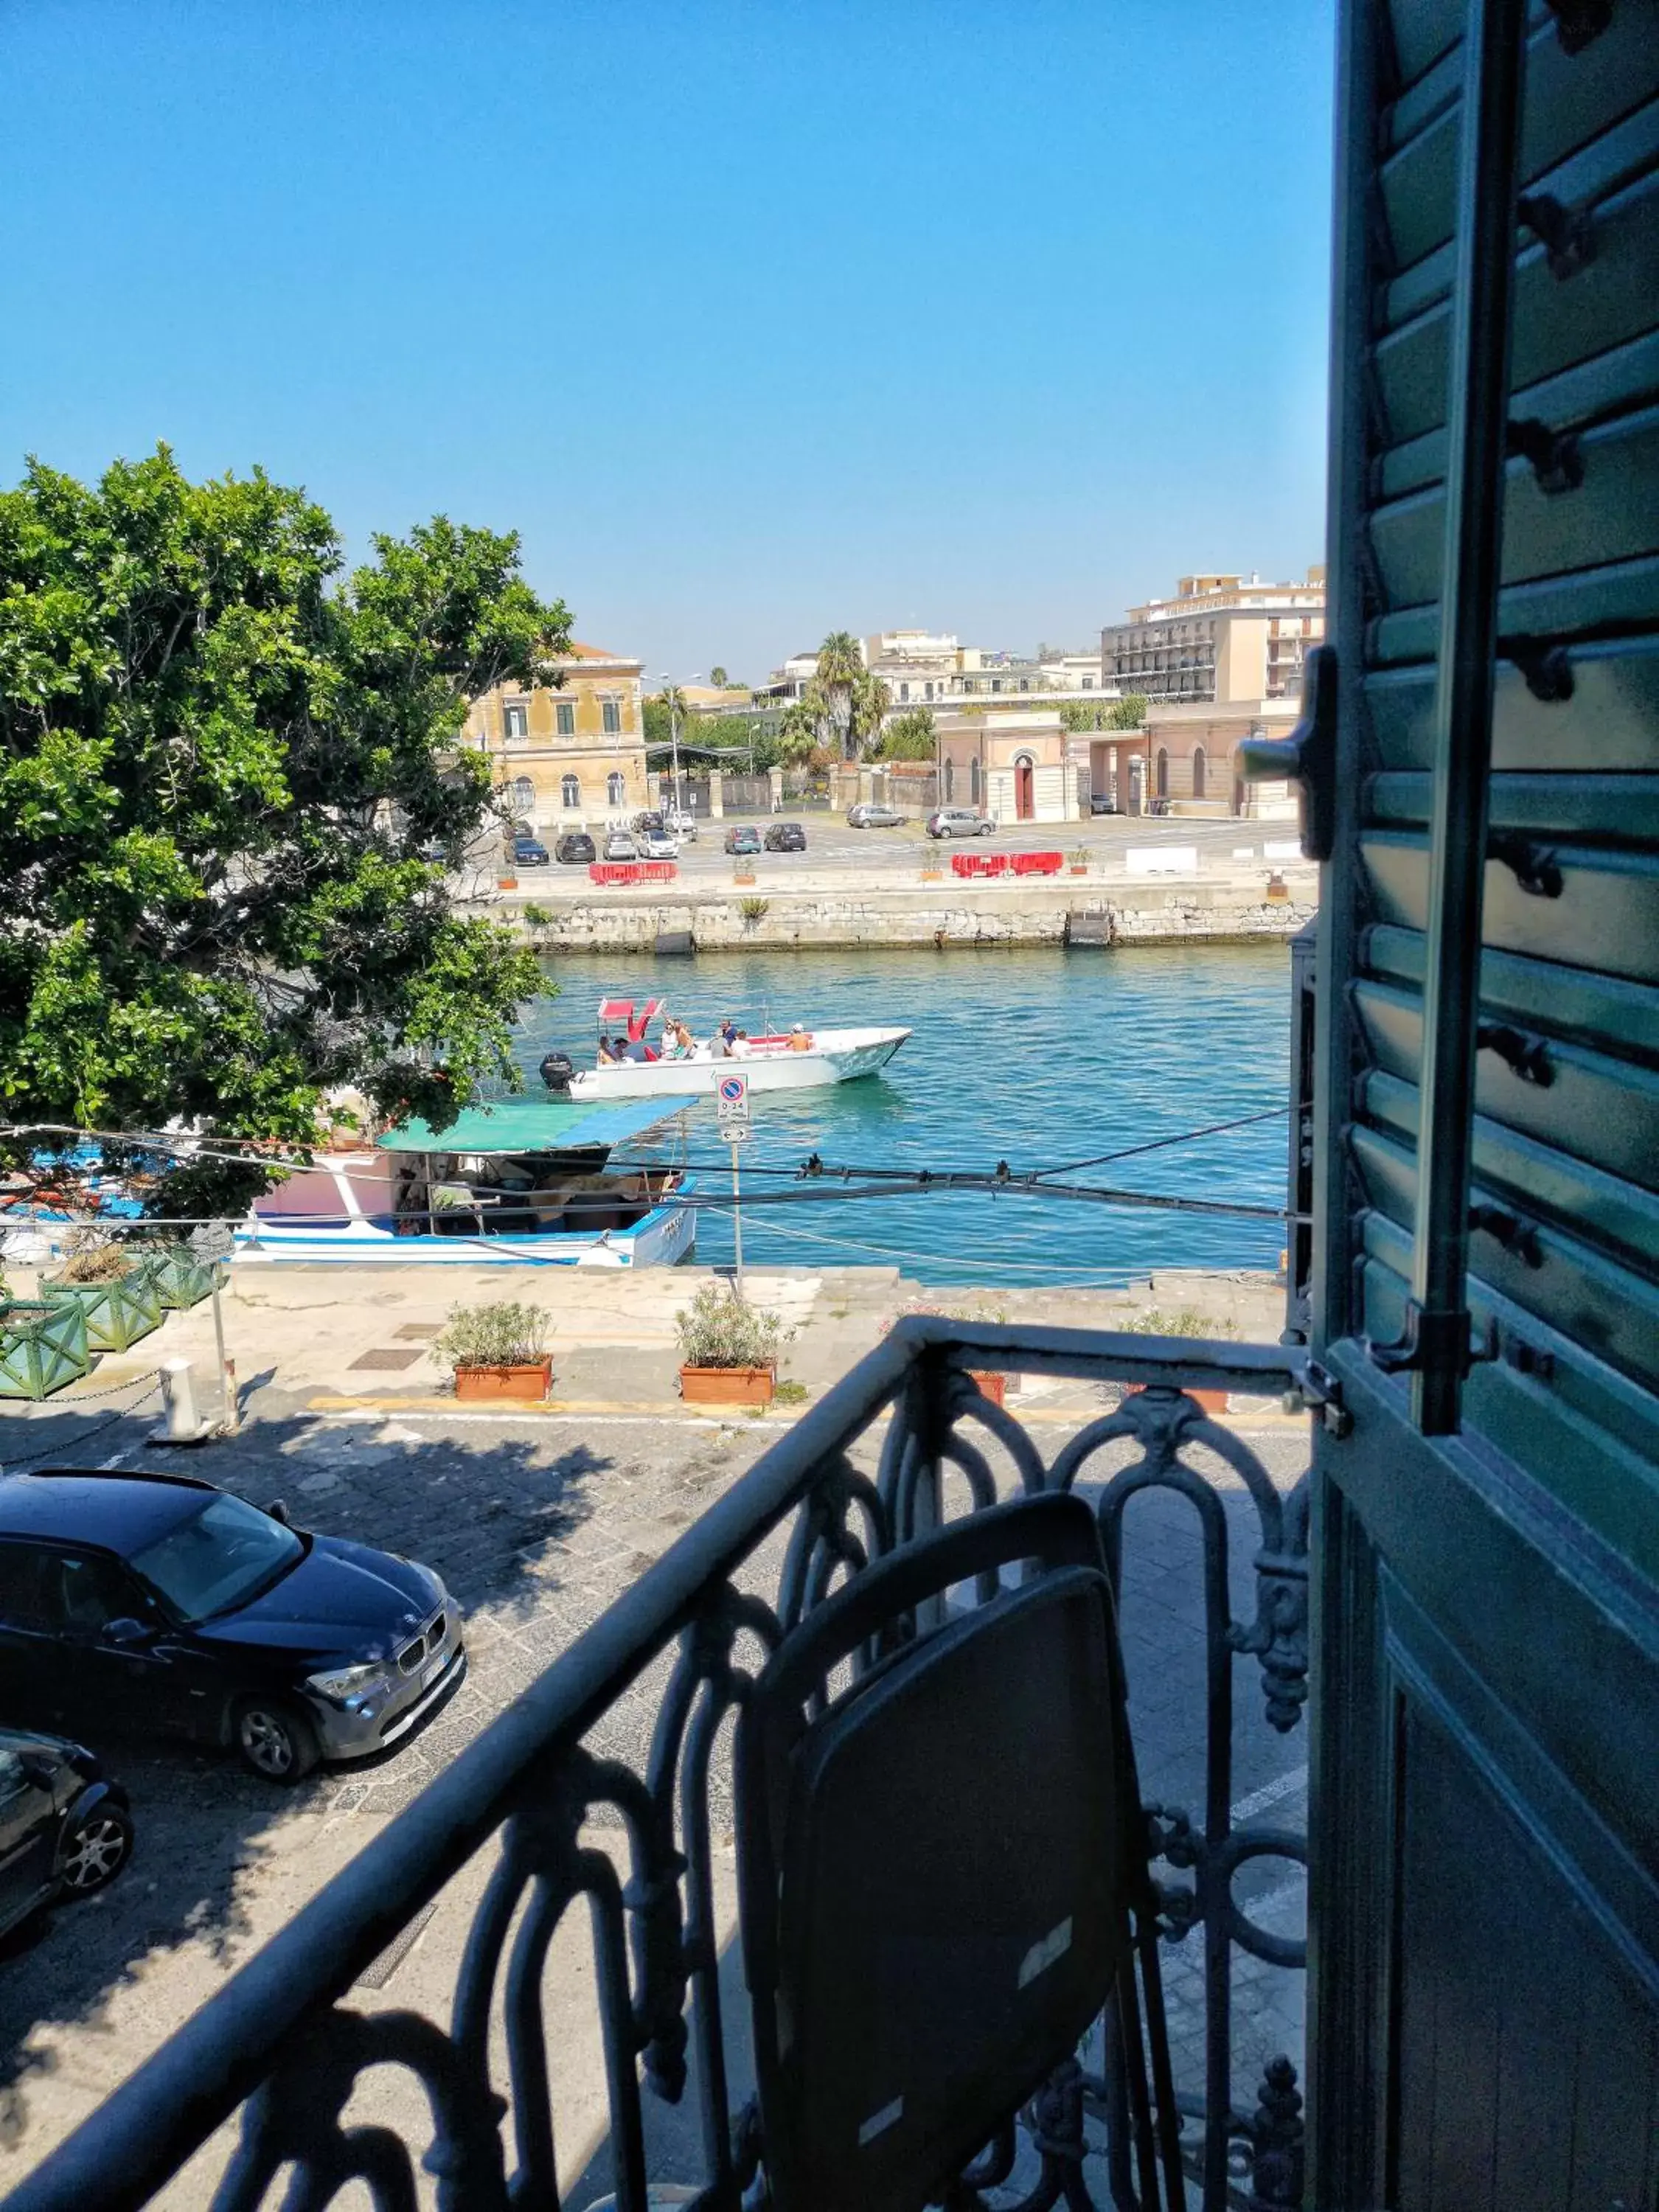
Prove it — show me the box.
[0,1269,1309,2201]
[498,811,1306,888]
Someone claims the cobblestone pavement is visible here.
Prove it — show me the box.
[0,1382,1309,2195]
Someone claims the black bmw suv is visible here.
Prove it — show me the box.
[0,1470,465,1784]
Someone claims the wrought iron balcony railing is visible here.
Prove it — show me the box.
[7,1319,1312,2212]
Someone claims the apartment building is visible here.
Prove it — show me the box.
[464,641,650,831]
[1101,569,1326,705]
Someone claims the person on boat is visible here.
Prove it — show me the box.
[787,1024,814,1052]
[597,1035,623,1065]
[717,1017,739,1053]
[731,1029,752,1058]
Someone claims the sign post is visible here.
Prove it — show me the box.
[715,1074,751,1301]
[189,1222,237,1433]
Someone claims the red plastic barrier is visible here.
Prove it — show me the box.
[588,861,678,886]
[1012,851,1064,876]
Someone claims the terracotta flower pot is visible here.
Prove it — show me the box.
[454,1360,552,1402]
[498,874,519,891]
[968,1369,1007,1406]
[680,1363,775,1408]
[1124,1381,1230,1415]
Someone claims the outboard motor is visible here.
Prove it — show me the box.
[539,1051,576,1094]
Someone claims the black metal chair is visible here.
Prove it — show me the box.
[736,1491,1183,2211]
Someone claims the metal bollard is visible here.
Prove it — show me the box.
[150,1358,212,1446]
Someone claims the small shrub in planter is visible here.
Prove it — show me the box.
[41,1242,164,1353]
[880,1291,1015,1402]
[1068,846,1091,876]
[675,1285,792,1405]
[1121,1304,1237,1413]
[433,1301,552,1400]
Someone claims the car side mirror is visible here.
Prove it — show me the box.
[266,1498,291,1526]
[18,1751,57,1787]
[103,1616,153,1648]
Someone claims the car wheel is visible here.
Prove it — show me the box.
[980,823,994,835]
[234,1697,321,1784]
[58,1806,133,1895]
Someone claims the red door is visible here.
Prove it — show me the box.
[1015,757,1034,821]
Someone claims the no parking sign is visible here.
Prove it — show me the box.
[716,1072,749,1124]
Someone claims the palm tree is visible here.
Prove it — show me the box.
[849,670,891,757]
[710,664,728,689]
[813,630,866,760]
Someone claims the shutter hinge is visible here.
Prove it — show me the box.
[1237,644,1338,862]
[1285,1359,1352,1437]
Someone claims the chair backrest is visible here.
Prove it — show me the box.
[735,1492,1146,2212]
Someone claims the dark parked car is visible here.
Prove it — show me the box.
[925,807,996,839]
[724,824,762,855]
[1088,793,1120,815]
[554,832,597,864]
[0,1726,131,1939]
[845,802,905,828]
[512,835,549,866]
[764,821,807,852]
[0,1470,465,1784]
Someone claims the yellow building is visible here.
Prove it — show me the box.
[464,642,649,832]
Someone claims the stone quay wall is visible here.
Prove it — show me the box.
[467,872,1318,953]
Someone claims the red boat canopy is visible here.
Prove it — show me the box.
[597,996,665,1023]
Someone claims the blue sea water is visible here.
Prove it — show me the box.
[515,945,1293,1287]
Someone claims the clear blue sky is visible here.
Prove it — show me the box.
[1,1,1335,681]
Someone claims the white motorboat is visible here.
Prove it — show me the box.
[545,998,910,1100]
[236,1096,698,1268]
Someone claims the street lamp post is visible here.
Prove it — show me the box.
[658,671,700,816]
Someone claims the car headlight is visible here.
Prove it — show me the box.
[307,1662,392,1703]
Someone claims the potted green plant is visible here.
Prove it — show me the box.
[881,1294,1012,1404]
[432,1299,552,1402]
[1068,844,1091,877]
[0,1292,91,1400]
[40,1234,164,1352]
[675,1284,790,1407]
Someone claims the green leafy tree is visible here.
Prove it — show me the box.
[875,706,937,760]
[1109,692,1149,729]
[709,664,728,688]
[0,445,568,1212]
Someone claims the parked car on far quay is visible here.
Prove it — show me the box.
[0,1726,132,1941]
[664,809,698,841]
[925,808,996,839]
[1089,793,1120,815]
[554,831,597,865]
[641,829,680,860]
[846,802,905,828]
[604,830,640,861]
[724,824,762,855]
[0,1468,466,1784]
[512,834,550,866]
[764,821,807,852]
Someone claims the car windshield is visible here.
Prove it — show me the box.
[129,1495,303,1624]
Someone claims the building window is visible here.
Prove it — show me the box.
[1192,745,1206,800]
[945,758,955,801]
[509,775,535,814]
[925,681,934,701]
[1155,748,1169,799]
[607,771,625,806]
[970,757,981,803]
[561,775,580,809]
[503,700,529,745]
[1082,677,1094,689]
[602,700,621,735]
[900,683,911,703]
[556,702,575,737]
[1018,678,1029,692]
